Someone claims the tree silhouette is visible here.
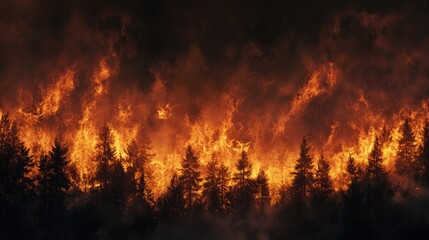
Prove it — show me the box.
[367,136,387,182]
[313,152,332,203]
[37,138,71,237]
[179,146,201,212]
[255,169,271,214]
[94,125,116,192]
[0,113,35,239]
[202,155,221,214]
[343,155,366,239]
[125,139,154,204]
[365,136,392,212]
[232,151,255,214]
[291,137,314,204]
[346,154,359,181]
[395,119,417,178]
[48,138,71,199]
[217,162,230,214]
[0,113,34,202]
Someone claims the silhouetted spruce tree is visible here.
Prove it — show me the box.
[158,173,185,220]
[0,113,35,239]
[343,155,367,240]
[420,120,429,186]
[346,154,358,181]
[395,119,417,178]
[217,162,231,214]
[345,154,365,203]
[365,136,392,212]
[36,138,71,238]
[94,125,116,192]
[202,156,221,214]
[255,169,271,214]
[126,139,154,185]
[48,138,71,203]
[232,151,255,214]
[291,137,314,204]
[179,146,201,212]
[367,136,388,182]
[0,113,34,201]
[125,139,154,204]
[313,152,333,204]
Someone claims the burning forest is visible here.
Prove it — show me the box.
[1,0,429,239]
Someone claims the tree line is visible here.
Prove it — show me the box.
[1,112,429,239]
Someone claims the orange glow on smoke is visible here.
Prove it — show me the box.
[4,54,429,199]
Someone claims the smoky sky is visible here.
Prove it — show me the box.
[2,0,429,155]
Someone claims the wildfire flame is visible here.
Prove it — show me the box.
[2,7,429,200]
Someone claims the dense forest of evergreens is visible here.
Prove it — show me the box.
[1,112,429,240]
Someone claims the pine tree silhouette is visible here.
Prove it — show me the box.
[291,137,314,204]
[125,139,154,204]
[179,146,201,213]
[0,113,34,202]
[94,125,116,192]
[232,151,255,214]
[217,162,231,214]
[0,113,35,238]
[343,154,366,240]
[48,138,71,199]
[346,154,358,181]
[255,169,271,214]
[395,119,417,178]
[202,155,221,214]
[365,136,392,213]
[313,152,333,203]
[37,138,71,237]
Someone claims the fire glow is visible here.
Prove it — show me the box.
[1,1,429,202]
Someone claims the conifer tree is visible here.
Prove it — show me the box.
[395,119,417,178]
[202,156,221,214]
[365,136,392,210]
[0,113,35,238]
[94,125,116,191]
[126,139,154,202]
[0,113,34,202]
[126,138,154,182]
[346,154,358,181]
[313,152,333,203]
[217,162,230,214]
[367,136,387,182]
[48,138,71,202]
[232,151,255,213]
[179,146,201,212]
[37,138,71,232]
[291,137,314,203]
[255,169,271,214]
